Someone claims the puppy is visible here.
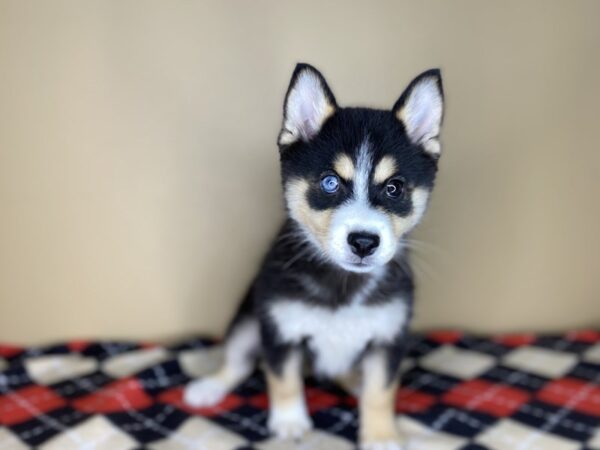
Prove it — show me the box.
[185,63,444,449]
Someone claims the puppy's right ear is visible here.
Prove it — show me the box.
[278,63,337,147]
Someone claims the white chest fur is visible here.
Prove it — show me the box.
[269,300,408,377]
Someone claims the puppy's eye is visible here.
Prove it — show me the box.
[385,178,405,198]
[320,174,340,194]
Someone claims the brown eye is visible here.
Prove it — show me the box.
[385,178,405,198]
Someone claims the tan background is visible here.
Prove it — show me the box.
[1,1,599,344]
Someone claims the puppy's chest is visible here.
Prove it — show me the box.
[269,300,408,377]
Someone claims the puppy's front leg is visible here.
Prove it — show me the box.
[265,348,313,439]
[359,349,406,450]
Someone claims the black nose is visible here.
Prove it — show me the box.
[347,232,380,258]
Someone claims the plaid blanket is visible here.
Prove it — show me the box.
[0,331,598,449]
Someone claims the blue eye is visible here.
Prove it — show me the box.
[320,174,340,194]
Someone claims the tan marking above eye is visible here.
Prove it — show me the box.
[333,154,355,181]
[373,156,398,184]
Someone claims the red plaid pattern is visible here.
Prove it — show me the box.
[0,331,597,449]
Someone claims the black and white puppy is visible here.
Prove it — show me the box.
[185,63,444,450]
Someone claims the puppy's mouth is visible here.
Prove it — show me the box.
[338,257,378,273]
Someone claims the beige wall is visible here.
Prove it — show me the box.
[1,1,599,344]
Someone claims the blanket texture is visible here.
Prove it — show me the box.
[0,331,598,449]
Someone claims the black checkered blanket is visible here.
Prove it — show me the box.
[0,331,599,449]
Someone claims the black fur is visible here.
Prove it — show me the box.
[282,107,439,217]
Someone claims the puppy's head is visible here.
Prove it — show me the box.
[279,63,444,273]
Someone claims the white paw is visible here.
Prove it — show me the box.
[183,377,228,407]
[360,439,407,450]
[268,405,313,440]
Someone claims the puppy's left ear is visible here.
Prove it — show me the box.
[278,63,337,147]
[393,69,444,157]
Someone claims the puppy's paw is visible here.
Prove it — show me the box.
[183,377,228,407]
[268,404,313,440]
[360,440,407,450]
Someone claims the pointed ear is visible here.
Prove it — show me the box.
[278,63,337,146]
[393,69,444,156]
